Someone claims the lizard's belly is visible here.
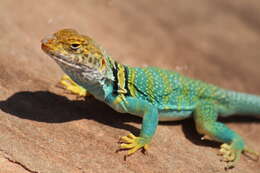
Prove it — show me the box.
[107,95,194,122]
[158,110,193,121]
[131,110,193,121]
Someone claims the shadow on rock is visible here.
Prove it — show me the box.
[1,91,259,149]
[0,91,141,135]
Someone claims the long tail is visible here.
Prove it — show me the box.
[226,90,260,115]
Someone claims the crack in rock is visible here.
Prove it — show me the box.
[0,149,39,173]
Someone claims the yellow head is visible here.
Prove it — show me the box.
[41,29,107,73]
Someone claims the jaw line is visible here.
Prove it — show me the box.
[47,52,106,82]
[48,53,83,70]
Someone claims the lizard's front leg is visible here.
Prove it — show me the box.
[59,75,91,97]
[116,97,159,155]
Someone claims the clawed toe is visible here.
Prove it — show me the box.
[218,143,241,169]
[119,133,150,156]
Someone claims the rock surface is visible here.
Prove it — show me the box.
[0,0,260,172]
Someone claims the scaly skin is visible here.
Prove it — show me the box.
[41,29,259,168]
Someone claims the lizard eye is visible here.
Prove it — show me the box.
[70,43,81,50]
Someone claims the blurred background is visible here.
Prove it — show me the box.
[0,0,259,173]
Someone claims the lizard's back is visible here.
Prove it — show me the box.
[126,66,199,119]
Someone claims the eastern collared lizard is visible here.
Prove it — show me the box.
[41,29,259,168]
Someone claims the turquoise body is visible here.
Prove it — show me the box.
[41,28,259,166]
[62,56,260,162]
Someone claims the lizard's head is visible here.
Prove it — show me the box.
[41,29,107,80]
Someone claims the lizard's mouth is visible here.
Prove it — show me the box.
[41,35,83,70]
[42,47,79,69]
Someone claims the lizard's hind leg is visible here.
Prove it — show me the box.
[194,100,245,169]
[59,75,90,97]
